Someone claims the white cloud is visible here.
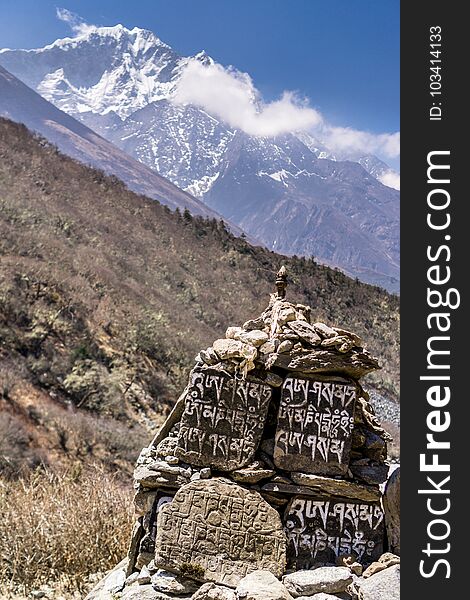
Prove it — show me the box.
[320,126,400,160]
[378,170,400,190]
[173,60,322,137]
[56,8,96,36]
[173,60,400,166]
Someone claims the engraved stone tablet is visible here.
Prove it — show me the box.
[175,369,272,471]
[273,376,356,476]
[155,479,287,588]
[284,496,384,569]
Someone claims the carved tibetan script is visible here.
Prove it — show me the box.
[155,479,286,588]
[284,496,384,569]
[176,369,272,470]
[274,377,356,476]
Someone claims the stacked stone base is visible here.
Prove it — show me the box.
[85,291,400,600]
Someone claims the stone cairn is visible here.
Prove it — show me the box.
[88,267,400,600]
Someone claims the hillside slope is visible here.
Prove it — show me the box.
[0,118,399,474]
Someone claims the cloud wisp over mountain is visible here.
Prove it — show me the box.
[173,60,321,137]
[172,58,400,166]
[54,8,400,167]
[56,7,97,36]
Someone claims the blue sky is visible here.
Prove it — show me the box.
[0,0,399,168]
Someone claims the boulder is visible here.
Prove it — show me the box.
[212,338,257,361]
[134,464,191,489]
[191,582,236,599]
[348,564,400,600]
[151,569,200,595]
[278,340,294,353]
[283,567,353,597]
[237,570,294,600]
[311,323,337,338]
[265,348,380,379]
[383,468,400,555]
[285,321,321,346]
[120,584,176,600]
[362,553,400,579]
[102,566,126,594]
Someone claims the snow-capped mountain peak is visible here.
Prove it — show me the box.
[0,25,184,119]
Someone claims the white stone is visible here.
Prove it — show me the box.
[151,569,199,595]
[259,340,277,354]
[283,567,352,597]
[349,565,400,600]
[212,338,257,361]
[120,584,164,600]
[237,570,293,600]
[226,326,244,339]
[102,567,126,594]
[237,330,270,347]
[278,340,293,353]
[137,565,151,585]
[192,582,237,600]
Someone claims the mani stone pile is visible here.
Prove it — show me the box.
[87,268,400,600]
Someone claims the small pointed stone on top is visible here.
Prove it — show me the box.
[275,265,288,299]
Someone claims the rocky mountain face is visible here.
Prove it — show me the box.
[0,64,228,220]
[0,25,400,292]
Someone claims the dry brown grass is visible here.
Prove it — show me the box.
[0,465,133,596]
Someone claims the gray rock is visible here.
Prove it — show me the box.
[265,348,380,379]
[348,564,400,600]
[151,569,200,595]
[243,317,265,331]
[212,338,257,361]
[311,323,337,339]
[230,465,275,484]
[134,489,158,516]
[286,321,322,346]
[290,473,381,502]
[278,340,294,353]
[296,595,345,600]
[283,567,353,597]
[259,340,277,355]
[126,572,140,586]
[237,570,293,600]
[349,460,389,485]
[155,437,178,458]
[264,372,284,387]
[200,467,212,479]
[237,330,270,347]
[362,553,400,579]
[191,582,236,600]
[383,468,400,555]
[134,463,191,489]
[225,326,244,339]
[102,567,126,594]
[138,566,151,585]
[120,584,176,599]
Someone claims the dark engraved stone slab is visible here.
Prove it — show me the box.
[284,496,384,569]
[273,376,356,476]
[155,479,286,588]
[175,369,272,471]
